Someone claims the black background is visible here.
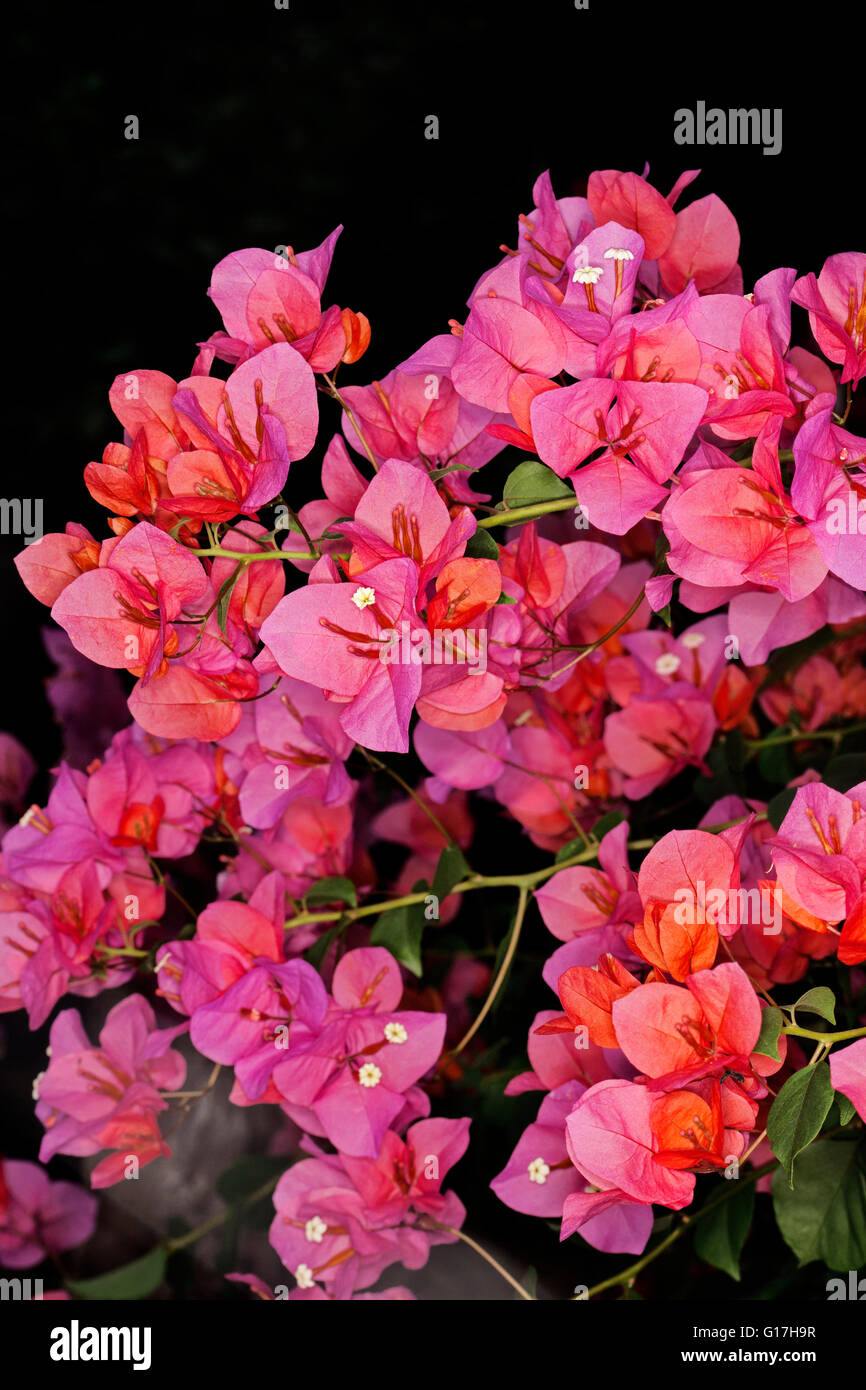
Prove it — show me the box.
[5,0,862,758]
[2,0,863,1300]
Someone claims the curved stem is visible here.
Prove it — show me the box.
[163,1174,281,1255]
[448,885,529,1060]
[746,722,866,753]
[322,373,379,471]
[358,747,458,849]
[781,1024,866,1044]
[284,837,656,931]
[421,1220,534,1300]
[576,1156,778,1300]
[476,497,579,530]
[193,545,315,562]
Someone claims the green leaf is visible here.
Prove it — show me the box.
[694,740,739,804]
[773,1139,866,1271]
[767,1061,835,1186]
[502,460,573,509]
[792,986,836,1026]
[555,835,589,864]
[758,739,794,785]
[213,1156,287,1262]
[464,529,500,561]
[216,1154,287,1206]
[654,531,671,563]
[761,624,834,688]
[216,565,244,635]
[215,1206,242,1274]
[370,891,427,977]
[303,921,344,970]
[168,515,196,541]
[693,1184,755,1281]
[487,899,524,1017]
[823,752,866,792]
[522,1266,538,1298]
[767,787,797,830]
[431,845,469,900]
[65,1247,167,1301]
[836,1094,856,1126]
[304,876,357,909]
[753,1006,784,1063]
[589,811,625,842]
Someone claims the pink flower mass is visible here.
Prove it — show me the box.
[4,158,865,1304]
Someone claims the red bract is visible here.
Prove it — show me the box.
[531,378,708,533]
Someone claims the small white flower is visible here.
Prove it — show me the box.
[723,375,740,400]
[351,586,377,610]
[681,632,706,650]
[305,1216,328,1244]
[384,1022,408,1045]
[572,265,604,285]
[654,653,682,676]
[603,247,634,261]
[358,1062,383,1088]
[32,1071,45,1101]
[295,1263,316,1289]
[45,1045,52,1057]
[528,1158,551,1185]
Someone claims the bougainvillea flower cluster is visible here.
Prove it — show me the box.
[3,165,865,1300]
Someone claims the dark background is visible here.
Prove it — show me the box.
[2,0,862,1299]
[5,0,862,754]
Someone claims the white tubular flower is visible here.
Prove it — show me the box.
[654,653,682,676]
[305,1216,328,1244]
[572,265,604,285]
[527,1158,551,1184]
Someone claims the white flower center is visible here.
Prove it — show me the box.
[572,265,604,285]
[603,248,634,261]
[305,1216,328,1244]
[32,1070,45,1101]
[294,1263,316,1289]
[681,632,706,650]
[358,1062,383,1088]
[654,653,682,676]
[384,1022,408,1044]
[528,1158,550,1184]
[351,586,377,610]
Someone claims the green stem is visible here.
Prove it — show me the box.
[322,373,379,471]
[578,1157,778,1300]
[746,722,866,752]
[163,1175,281,1255]
[421,1220,534,1300]
[781,1024,866,1044]
[476,497,579,530]
[448,885,529,1059]
[192,546,315,562]
[358,746,458,849]
[284,837,655,931]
